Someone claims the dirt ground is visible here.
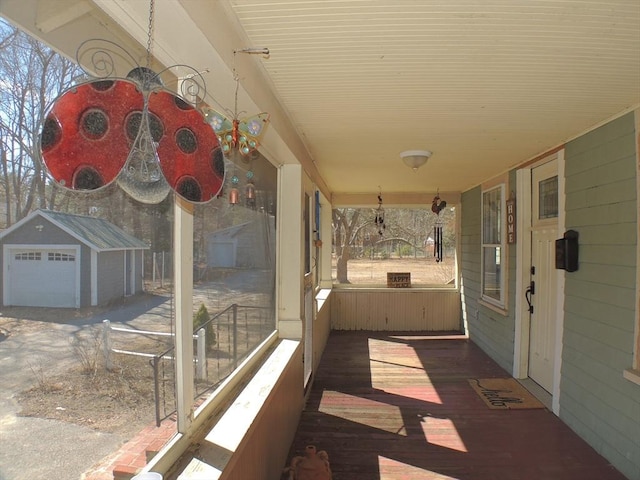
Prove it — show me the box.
[15,355,157,437]
[0,304,160,439]
[333,256,456,284]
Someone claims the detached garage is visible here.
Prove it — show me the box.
[0,209,149,308]
[206,215,275,269]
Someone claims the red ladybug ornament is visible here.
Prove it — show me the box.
[41,79,141,190]
[148,91,225,203]
[40,72,224,204]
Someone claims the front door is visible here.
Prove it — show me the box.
[528,160,559,393]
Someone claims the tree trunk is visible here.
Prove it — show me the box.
[336,252,349,283]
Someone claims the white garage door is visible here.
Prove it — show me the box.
[211,241,236,268]
[6,247,79,307]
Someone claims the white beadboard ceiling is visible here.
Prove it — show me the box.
[2,0,638,201]
[216,0,640,198]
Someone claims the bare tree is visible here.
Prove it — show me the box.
[332,208,367,283]
[0,19,81,226]
[332,205,458,283]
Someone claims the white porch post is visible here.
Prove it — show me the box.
[174,197,194,432]
[278,164,304,339]
[318,190,333,289]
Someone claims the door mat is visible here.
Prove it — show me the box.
[468,378,545,409]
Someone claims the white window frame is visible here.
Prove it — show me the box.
[481,183,506,309]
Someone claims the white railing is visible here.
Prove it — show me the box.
[101,319,208,381]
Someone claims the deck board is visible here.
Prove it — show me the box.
[285,332,627,480]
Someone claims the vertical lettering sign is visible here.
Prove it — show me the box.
[506,197,516,244]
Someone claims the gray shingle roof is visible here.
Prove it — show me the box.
[39,210,149,251]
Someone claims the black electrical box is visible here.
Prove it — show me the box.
[555,229,579,272]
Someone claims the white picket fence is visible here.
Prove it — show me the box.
[101,319,208,380]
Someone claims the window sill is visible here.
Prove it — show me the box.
[316,288,332,311]
[623,368,640,386]
[172,339,299,480]
[478,298,508,316]
[332,283,457,291]
[143,331,280,475]
[175,338,300,478]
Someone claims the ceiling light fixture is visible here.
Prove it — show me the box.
[400,150,432,171]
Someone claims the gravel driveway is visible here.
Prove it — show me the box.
[0,293,171,480]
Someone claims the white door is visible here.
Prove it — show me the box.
[7,247,78,307]
[528,160,559,393]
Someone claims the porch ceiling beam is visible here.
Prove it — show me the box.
[36,0,92,34]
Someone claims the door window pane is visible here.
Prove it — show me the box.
[539,175,558,219]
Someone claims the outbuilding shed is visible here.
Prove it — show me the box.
[0,209,148,308]
[206,215,275,269]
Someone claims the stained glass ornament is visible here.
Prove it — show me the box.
[146,90,224,203]
[204,109,269,157]
[40,80,140,191]
[116,84,171,204]
[40,68,224,204]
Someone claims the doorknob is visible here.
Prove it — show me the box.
[525,280,535,314]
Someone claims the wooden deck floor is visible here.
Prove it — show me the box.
[285,331,627,480]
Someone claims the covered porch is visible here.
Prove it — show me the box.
[102,327,628,479]
[286,330,625,480]
[0,2,637,479]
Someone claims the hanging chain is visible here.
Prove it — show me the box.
[145,0,155,68]
[232,51,240,117]
[233,72,240,118]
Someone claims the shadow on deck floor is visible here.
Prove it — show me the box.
[285,331,627,480]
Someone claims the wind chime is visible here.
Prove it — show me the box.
[39,0,224,204]
[432,192,447,262]
[374,187,386,236]
[204,49,270,208]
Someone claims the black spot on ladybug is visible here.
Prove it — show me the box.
[90,80,115,92]
[41,116,61,151]
[212,147,225,177]
[176,176,202,202]
[80,109,109,140]
[174,96,192,111]
[176,128,197,153]
[73,166,104,190]
[125,111,164,143]
[126,67,163,88]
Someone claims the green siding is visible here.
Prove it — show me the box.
[460,182,517,373]
[460,112,639,478]
[562,111,639,480]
